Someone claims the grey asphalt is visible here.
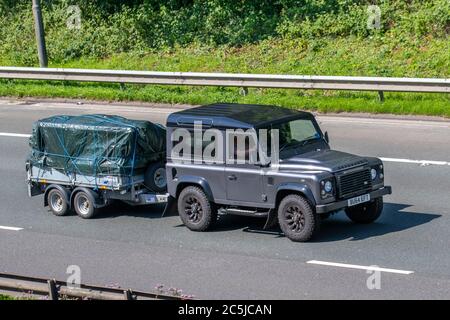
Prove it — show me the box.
[0,98,449,299]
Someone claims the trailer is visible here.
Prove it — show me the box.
[26,162,169,218]
[26,114,168,218]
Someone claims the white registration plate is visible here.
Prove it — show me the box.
[348,194,370,207]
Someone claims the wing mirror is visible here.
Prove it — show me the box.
[324,131,330,144]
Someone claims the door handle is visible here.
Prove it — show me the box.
[227,174,237,181]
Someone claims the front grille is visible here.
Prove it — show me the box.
[337,168,372,199]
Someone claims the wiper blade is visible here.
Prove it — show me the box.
[279,136,320,153]
[279,141,302,152]
[301,137,319,146]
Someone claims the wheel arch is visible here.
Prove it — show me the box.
[275,183,316,209]
[175,176,215,202]
[70,187,101,209]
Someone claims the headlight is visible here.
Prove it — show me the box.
[370,168,377,180]
[324,181,333,193]
[320,179,334,199]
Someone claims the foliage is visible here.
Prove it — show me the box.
[0,0,448,64]
[0,0,448,117]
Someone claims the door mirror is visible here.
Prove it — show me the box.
[324,131,330,144]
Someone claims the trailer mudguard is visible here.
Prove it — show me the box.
[44,184,71,207]
[70,187,104,208]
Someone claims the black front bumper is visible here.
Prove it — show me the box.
[315,186,392,214]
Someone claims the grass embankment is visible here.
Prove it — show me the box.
[0,1,448,117]
[0,294,14,300]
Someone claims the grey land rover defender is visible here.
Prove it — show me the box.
[166,103,392,242]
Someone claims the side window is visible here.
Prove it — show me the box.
[171,128,224,164]
[199,129,224,164]
[226,130,258,165]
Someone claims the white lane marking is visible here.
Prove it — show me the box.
[319,118,450,129]
[0,132,31,138]
[380,157,450,166]
[0,225,24,231]
[307,260,414,275]
[0,102,181,115]
[0,132,449,166]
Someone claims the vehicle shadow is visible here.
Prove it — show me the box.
[311,203,441,242]
[237,203,441,242]
[95,202,441,243]
[95,201,167,219]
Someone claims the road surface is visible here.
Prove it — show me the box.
[0,98,449,299]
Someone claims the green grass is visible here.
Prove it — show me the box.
[0,294,14,300]
[1,80,448,117]
[0,37,448,117]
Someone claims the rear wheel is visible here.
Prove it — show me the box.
[73,191,97,219]
[47,188,69,216]
[178,186,216,231]
[345,197,383,224]
[278,194,319,242]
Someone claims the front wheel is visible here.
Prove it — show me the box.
[345,197,383,224]
[278,194,319,242]
[177,186,216,231]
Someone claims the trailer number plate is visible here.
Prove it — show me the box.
[144,195,157,203]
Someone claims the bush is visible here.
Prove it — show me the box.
[0,0,448,65]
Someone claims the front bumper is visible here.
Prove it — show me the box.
[315,186,392,214]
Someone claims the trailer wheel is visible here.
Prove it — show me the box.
[73,191,97,219]
[145,162,167,193]
[47,188,69,216]
[178,186,216,231]
[278,194,319,242]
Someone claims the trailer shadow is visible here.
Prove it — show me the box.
[96,201,168,219]
[237,203,441,242]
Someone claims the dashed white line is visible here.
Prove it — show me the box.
[0,132,31,138]
[0,225,24,231]
[307,260,414,275]
[319,117,450,129]
[380,157,450,166]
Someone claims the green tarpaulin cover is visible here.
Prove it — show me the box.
[28,114,166,177]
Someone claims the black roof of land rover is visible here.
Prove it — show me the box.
[167,103,312,129]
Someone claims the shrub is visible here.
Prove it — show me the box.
[0,0,448,65]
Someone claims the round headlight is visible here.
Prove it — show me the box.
[371,168,377,180]
[324,181,333,193]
